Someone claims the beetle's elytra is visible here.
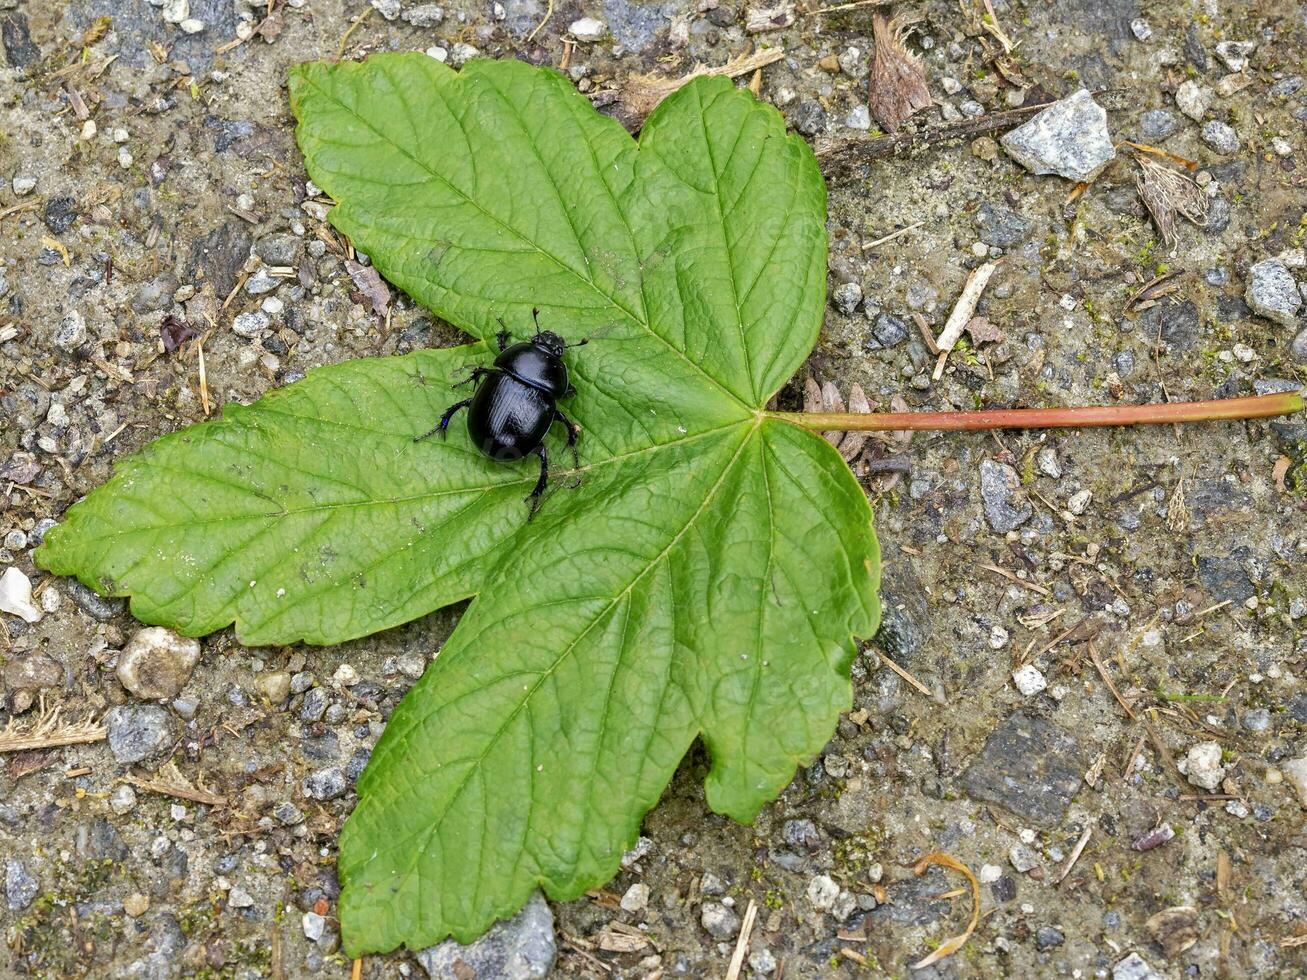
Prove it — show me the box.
[419,309,584,515]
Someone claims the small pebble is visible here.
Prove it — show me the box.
[620,882,650,913]
[1012,664,1046,696]
[569,17,606,41]
[123,893,150,917]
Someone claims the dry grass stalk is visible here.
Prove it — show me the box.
[123,761,228,807]
[1135,154,1208,249]
[868,8,931,133]
[908,852,980,968]
[933,260,1000,379]
[618,48,786,123]
[724,899,758,980]
[0,704,106,754]
[876,648,932,697]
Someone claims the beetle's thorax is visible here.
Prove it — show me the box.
[494,341,569,398]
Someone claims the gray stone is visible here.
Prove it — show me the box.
[116,627,202,700]
[1245,259,1302,327]
[303,766,347,801]
[1201,120,1239,154]
[254,233,303,266]
[1000,89,1116,182]
[370,0,401,20]
[875,560,929,662]
[300,686,330,722]
[417,892,556,978]
[867,313,909,349]
[2,12,41,69]
[3,653,62,694]
[1197,550,1256,603]
[232,310,270,338]
[132,274,179,314]
[1035,926,1065,950]
[54,311,88,350]
[244,270,279,295]
[186,222,252,296]
[1241,708,1272,733]
[1175,80,1212,121]
[979,459,1033,533]
[791,100,827,137]
[65,580,125,621]
[105,705,174,763]
[273,801,305,825]
[832,281,862,314]
[403,5,446,28]
[700,901,740,939]
[959,711,1086,827]
[1114,952,1161,980]
[43,196,78,234]
[1292,328,1307,363]
[1139,299,1200,351]
[975,201,1029,247]
[868,865,950,926]
[5,859,38,911]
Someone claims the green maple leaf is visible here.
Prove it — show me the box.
[36,56,879,954]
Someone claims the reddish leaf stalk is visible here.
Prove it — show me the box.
[770,391,1303,432]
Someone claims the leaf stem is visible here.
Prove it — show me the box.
[768,391,1303,432]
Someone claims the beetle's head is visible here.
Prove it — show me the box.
[532,331,566,358]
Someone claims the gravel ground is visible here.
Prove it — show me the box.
[2,0,1306,977]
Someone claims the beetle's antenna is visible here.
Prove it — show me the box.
[531,307,542,337]
[564,338,589,348]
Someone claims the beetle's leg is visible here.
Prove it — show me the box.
[525,443,549,517]
[554,409,582,481]
[415,398,472,442]
[453,365,495,388]
[495,318,511,352]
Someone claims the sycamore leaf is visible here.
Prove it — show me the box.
[36,56,880,955]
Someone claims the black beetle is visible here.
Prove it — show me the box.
[419,310,585,514]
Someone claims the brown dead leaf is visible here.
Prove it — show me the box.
[964,315,1005,345]
[868,9,932,133]
[613,48,786,127]
[1272,455,1291,492]
[1135,154,1208,248]
[1146,906,1199,959]
[345,259,391,316]
[908,852,980,969]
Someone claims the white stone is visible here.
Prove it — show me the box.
[569,17,607,41]
[403,4,445,27]
[161,0,189,25]
[302,910,326,941]
[448,43,479,67]
[1180,741,1225,791]
[178,18,205,34]
[0,567,42,624]
[978,863,1002,883]
[1067,489,1092,515]
[1175,80,1212,121]
[332,663,360,687]
[1282,757,1307,809]
[805,874,840,911]
[1011,664,1047,696]
[1214,41,1256,73]
[620,882,650,912]
[370,0,401,20]
[12,176,36,196]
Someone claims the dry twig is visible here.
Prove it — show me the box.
[909,853,980,969]
[0,705,106,754]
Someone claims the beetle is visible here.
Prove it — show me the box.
[418,309,585,515]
